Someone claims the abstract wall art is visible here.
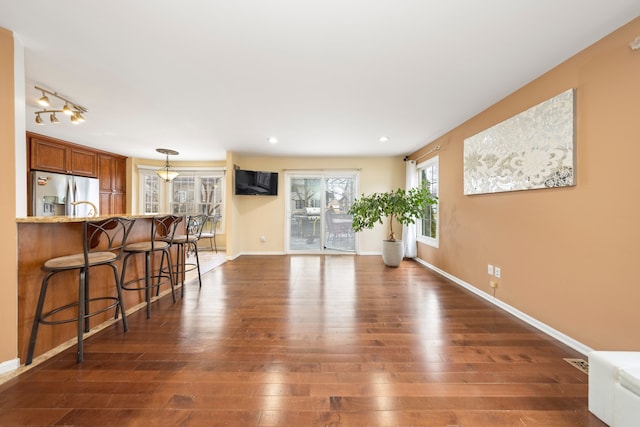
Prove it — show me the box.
[463,88,576,195]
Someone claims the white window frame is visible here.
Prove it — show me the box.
[137,165,226,229]
[168,169,225,217]
[138,167,165,215]
[417,156,439,248]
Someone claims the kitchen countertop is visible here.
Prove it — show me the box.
[16,213,165,223]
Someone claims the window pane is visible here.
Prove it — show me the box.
[418,157,439,243]
[143,174,160,214]
[199,176,223,215]
[171,176,196,214]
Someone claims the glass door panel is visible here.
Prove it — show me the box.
[323,177,356,252]
[288,177,322,251]
[286,173,357,253]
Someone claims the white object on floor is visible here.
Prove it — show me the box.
[589,351,640,426]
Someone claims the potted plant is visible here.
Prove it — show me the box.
[348,182,437,267]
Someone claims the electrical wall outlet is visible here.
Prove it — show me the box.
[494,267,501,278]
[260,235,266,242]
[488,264,494,275]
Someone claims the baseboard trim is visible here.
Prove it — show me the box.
[413,258,593,357]
[230,251,286,260]
[0,358,20,376]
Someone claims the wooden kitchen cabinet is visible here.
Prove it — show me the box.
[29,135,98,177]
[98,154,127,215]
[27,132,127,216]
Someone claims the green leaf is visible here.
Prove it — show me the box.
[348,181,438,241]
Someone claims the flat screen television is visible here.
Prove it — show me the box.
[235,169,279,196]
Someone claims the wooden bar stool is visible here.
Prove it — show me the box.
[26,217,135,365]
[118,215,180,319]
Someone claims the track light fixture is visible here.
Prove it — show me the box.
[33,85,88,125]
[156,148,180,182]
[37,90,50,107]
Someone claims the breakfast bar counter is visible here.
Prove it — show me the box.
[16,214,179,365]
[16,213,158,223]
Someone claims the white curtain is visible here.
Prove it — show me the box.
[403,159,418,258]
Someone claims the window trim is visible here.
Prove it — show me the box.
[137,165,226,230]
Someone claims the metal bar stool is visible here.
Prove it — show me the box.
[118,215,180,319]
[166,214,206,295]
[199,213,222,253]
[26,217,135,365]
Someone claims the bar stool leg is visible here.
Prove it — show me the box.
[115,252,132,320]
[192,243,202,288]
[110,263,128,332]
[83,271,90,333]
[77,269,86,363]
[144,251,151,319]
[26,272,54,365]
[156,249,176,303]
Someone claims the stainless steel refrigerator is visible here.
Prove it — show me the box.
[31,170,100,217]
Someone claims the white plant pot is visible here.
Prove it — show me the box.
[381,240,404,267]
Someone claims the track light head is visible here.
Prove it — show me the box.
[74,112,85,122]
[63,103,74,115]
[50,113,59,124]
[38,92,50,107]
[35,114,44,125]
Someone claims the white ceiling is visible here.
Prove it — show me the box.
[0,1,638,161]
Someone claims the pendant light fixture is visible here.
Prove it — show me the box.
[33,85,88,125]
[156,148,180,182]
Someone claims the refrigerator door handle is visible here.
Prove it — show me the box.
[66,180,72,216]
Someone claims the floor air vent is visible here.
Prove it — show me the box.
[564,358,589,374]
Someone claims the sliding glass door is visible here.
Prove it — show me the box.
[286,172,357,253]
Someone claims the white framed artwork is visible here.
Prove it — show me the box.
[463,88,576,195]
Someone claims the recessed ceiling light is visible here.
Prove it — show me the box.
[268,137,278,144]
[379,136,389,143]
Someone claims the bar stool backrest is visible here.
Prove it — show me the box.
[84,217,135,263]
[186,214,207,239]
[154,215,183,244]
[210,213,222,232]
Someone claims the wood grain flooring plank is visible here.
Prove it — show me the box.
[0,255,603,426]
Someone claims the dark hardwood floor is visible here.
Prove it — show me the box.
[0,255,604,426]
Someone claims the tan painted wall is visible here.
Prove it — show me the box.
[227,155,405,256]
[412,17,640,351]
[0,28,18,364]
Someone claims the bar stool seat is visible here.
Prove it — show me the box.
[26,217,135,365]
[44,252,117,269]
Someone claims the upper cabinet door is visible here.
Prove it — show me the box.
[113,157,126,193]
[98,154,114,192]
[68,146,98,177]
[30,138,67,174]
[29,135,98,177]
